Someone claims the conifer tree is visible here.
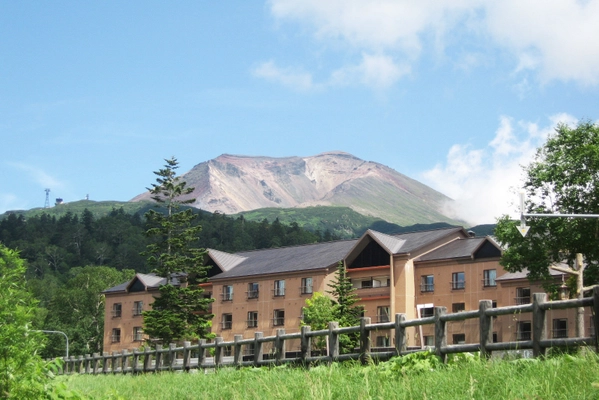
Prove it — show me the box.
[142,157,213,345]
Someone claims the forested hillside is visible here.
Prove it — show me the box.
[0,206,328,358]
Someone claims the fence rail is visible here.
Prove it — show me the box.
[57,288,599,375]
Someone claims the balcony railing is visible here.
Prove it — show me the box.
[272,318,285,326]
[272,288,285,297]
[111,335,121,343]
[516,331,531,341]
[482,279,496,287]
[451,281,466,290]
[132,308,143,317]
[220,293,233,302]
[246,290,259,299]
[300,286,313,295]
[420,284,434,292]
[221,321,232,330]
[133,333,143,342]
[552,329,568,339]
[515,296,531,305]
[247,320,258,328]
[376,314,390,323]
[111,310,122,318]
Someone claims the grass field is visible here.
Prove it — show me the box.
[63,352,599,400]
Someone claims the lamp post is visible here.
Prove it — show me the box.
[36,330,69,358]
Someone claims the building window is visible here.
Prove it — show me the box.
[453,334,466,344]
[493,332,498,343]
[112,303,122,318]
[273,280,285,297]
[375,336,390,347]
[273,309,285,326]
[222,313,232,330]
[247,282,259,299]
[516,321,532,341]
[423,335,434,346]
[483,269,497,287]
[247,311,258,328]
[421,275,434,292]
[301,277,313,294]
[452,303,465,313]
[420,307,434,318]
[223,346,232,357]
[111,328,121,343]
[133,327,143,342]
[222,285,233,301]
[552,318,568,339]
[451,272,465,290]
[377,306,390,323]
[133,301,143,316]
[515,287,531,305]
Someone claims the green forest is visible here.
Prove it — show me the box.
[0,206,333,358]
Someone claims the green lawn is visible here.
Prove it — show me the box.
[63,353,599,400]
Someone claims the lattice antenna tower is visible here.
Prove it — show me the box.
[44,188,50,208]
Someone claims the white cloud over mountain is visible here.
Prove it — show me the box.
[421,114,579,225]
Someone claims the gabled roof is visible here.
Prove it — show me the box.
[389,227,467,254]
[102,272,185,294]
[206,248,247,272]
[210,239,357,280]
[416,237,501,262]
[367,230,406,254]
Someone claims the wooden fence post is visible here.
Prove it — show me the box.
[593,287,599,352]
[102,352,109,374]
[121,349,129,374]
[168,343,177,370]
[275,329,285,365]
[214,337,223,368]
[132,348,140,373]
[479,300,493,359]
[300,325,311,364]
[532,293,547,358]
[155,345,163,372]
[360,317,371,364]
[198,339,206,368]
[111,352,119,374]
[183,341,191,371]
[395,314,406,355]
[233,335,242,368]
[434,306,447,363]
[328,322,339,363]
[254,332,263,367]
[92,353,100,374]
[142,347,152,372]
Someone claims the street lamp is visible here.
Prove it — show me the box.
[36,330,69,358]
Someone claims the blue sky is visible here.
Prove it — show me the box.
[1,1,598,225]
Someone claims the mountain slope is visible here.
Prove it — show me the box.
[132,151,461,226]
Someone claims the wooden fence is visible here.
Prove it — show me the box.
[57,288,599,375]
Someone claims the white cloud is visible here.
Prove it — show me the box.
[252,61,317,91]
[330,53,410,88]
[421,114,577,225]
[266,0,599,87]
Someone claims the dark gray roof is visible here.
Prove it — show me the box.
[416,237,495,262]
[210,239,357,280]
[497,266,564,281]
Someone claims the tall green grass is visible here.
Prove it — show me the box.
[64,353,599,400]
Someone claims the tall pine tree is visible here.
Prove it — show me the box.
[142,157,213,345]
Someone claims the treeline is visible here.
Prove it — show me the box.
[0,206,336,358]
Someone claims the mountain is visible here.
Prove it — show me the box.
[132,151,463,227]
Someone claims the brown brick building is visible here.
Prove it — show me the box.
[103,227,586,354]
